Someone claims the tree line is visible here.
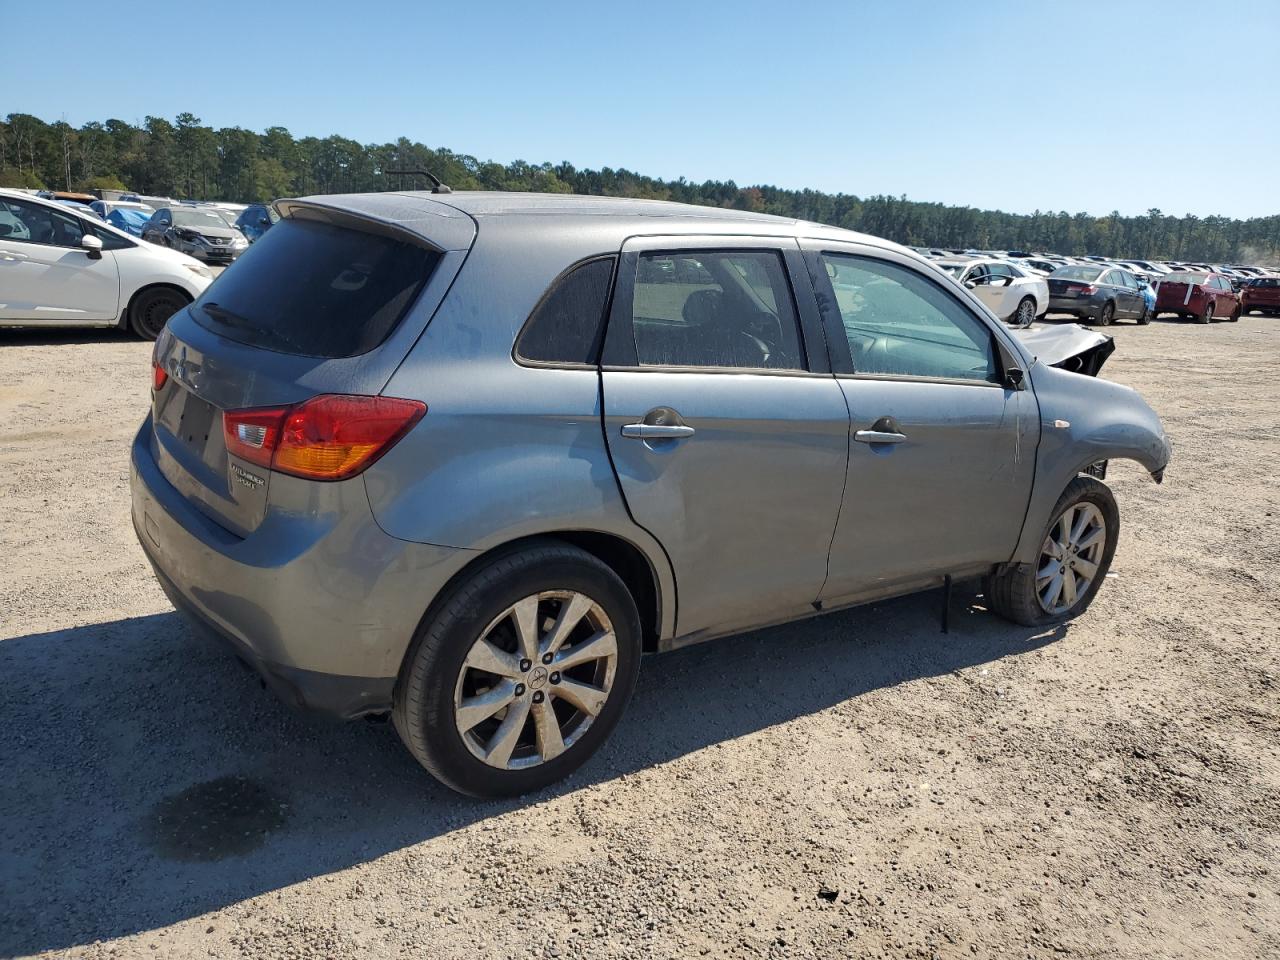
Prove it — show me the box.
[3,111,1276,264]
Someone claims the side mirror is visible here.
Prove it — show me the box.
[259,217,270,226]
[1004,367,1025,389]
[80,234,104,259]
[964,280,977,290]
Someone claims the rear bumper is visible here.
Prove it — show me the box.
[129,417,473,719]
[1048,295,1101,317]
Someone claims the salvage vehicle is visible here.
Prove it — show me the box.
[131,192,1170,797]
[1047,264,1151,325]
[1241,276,1280,316]
[1151,271,1241,323]
[935,257,1049,327]
[141,206,248,264]
[0,189,212,338]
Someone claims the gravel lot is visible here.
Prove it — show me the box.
[1,315,1277,960]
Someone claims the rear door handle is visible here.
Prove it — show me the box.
[854,430,907,445]
[621,424,695,440]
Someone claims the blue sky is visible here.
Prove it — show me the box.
[5,0,1277,218]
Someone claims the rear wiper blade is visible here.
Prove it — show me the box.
[199,301,255,327]
[199,301,307,353]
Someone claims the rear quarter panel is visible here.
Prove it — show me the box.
[365,218,677,638]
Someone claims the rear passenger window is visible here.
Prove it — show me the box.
[820,253,998,383]
[516,257,615,365]
[629,250,804,370]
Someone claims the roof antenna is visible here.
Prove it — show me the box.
[386,168,453,194]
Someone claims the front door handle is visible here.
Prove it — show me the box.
[621,423,695,440]
[854,415,907,445]
[854,429,907,444]
[0,252,28,261]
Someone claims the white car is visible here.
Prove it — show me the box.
[0,189,212,339]
[935,257,1049,327]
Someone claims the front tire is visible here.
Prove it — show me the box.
[1228,302,1241,322]
[128,287,190,340]
[1097,301,1114,326]
[988,476,1119,627]
[1198,302,1214,324]
[393,542,642,798]
[1137,303,1152,325]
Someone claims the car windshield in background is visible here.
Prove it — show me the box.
[1163,272,1208,284]
[1052,266,1103,281]
[939,263,966,276]
[190,217,440,358]
[171,209,232,228]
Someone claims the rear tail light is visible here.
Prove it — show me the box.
[222,395,426,481]
[1072,284,1096,295]
[152,359,167,391]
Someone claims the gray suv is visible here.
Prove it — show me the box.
[131,192,1170,797]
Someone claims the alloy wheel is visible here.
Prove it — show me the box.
[1036,502,1106,616]
[453,591,618,770]
[1016,298,1035,327]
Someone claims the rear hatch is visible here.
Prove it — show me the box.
[149,195,474,537]
[1048,278,1092,299]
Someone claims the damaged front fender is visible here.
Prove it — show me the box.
[1010,361,1171,566]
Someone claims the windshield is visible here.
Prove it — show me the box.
[1052,266,1103,281]
[939,263,967,277]
[1163,272,1208,284]
[170,208,232,228]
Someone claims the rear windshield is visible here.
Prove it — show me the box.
[191,217,440,358]
[1051,265,1103,281]
[1163,272,1208,284]
[1248,277,1278,287]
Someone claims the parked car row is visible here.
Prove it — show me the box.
[911,245,1277,328]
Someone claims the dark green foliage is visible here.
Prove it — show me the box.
[2,112,1274,263]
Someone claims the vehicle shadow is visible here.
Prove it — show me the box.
[0,590,1064,956]
[0,327,138,347]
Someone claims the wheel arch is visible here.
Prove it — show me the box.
[119,281,194,329]
[410,530,672,659]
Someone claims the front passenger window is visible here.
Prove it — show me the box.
[820,253,998,383]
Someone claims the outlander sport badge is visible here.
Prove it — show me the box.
[231,463,265,489]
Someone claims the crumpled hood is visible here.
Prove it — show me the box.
[1012,323,1115,376]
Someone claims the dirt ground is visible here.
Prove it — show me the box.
[0,314,1276,960]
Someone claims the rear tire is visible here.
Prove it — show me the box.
[128,287,190,341]
[1013,296,1036,328]
[393,542,642,798]
[988,476,1119,628]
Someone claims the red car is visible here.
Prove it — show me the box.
[1242,277,1280,316]
[1152,271,1241,324]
